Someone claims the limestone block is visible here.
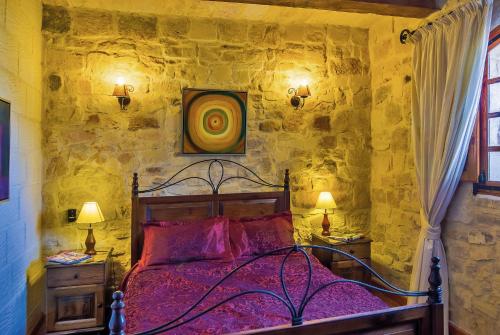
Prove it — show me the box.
[42,5,70,34]
[248,23,280,47]
[331,58,362,75]
[128,117,160,131]
[468,231,494,245]
[318,136,337,149]
[118,14,157,40]
[259,120,281,132]
[218,20,248,43]
[305,25,326,43]
[353,182,370,208]
[353,88,371,108]
[189,18,217,40]
[282,24,304,42]
[327,25,350,44]
[384,102,403,125]
[209,65,232,83]
[313,115,331,131]
[73,9,114,36]
[469,245,496,261]
[374,84,391,105]
[160,16,190,38]
[473,300,497,319]
[391,127,409,151]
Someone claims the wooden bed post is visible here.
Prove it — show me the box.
[284,169,290,190]
[428,256,442,304]
[131,173,140,265]
[284,169,290,211]
[132,173,139,197]
[428,256,444,335]
[109,291,126,335]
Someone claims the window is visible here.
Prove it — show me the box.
[467,25,500,195]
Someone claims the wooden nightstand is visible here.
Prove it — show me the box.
[312,233,371,282]
[45,249,113,334]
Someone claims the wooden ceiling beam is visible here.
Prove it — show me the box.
[204,0,439,18]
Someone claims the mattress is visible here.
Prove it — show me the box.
[123,254,387,334]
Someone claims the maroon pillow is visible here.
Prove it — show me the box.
[230,211,294,257]
[140,217,233,266]
[229,219,250,258]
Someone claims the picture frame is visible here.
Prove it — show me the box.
[0,98,10,201]
[182,88,247,155]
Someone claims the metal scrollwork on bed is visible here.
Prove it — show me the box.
[110,246,442,335]
[113,159,444,335]
[132,159,289,196]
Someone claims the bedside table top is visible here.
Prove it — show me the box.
[312,233,371,246]
[45,248,113,269]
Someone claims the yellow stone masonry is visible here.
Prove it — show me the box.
[41,5,372,279]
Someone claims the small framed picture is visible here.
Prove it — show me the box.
[182,88,247,155]
[0,98,10,201]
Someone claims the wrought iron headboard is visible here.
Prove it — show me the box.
[132,159,290,196]
[130,159,291,266]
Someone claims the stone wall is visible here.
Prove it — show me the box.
[0,0,43,334]
[41,5,372,277]
[368,17,420,288]
[443,184,500,335]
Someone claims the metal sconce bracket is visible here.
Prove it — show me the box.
[113,84,135,111]
[288,87,309,110]
[117,96,132,111]
[399,29,414,44]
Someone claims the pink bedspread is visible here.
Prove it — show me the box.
[124,254,387,334]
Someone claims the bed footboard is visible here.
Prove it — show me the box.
[109,246,443,335]
[234,303,443,335]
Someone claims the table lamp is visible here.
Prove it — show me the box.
[77,202,105,255]
[315,192,337,236]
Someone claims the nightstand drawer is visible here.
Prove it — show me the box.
[46,284,105,332]
[47,264,105,288]
[330,243,370,261]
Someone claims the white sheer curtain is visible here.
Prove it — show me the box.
[408,0,492,334]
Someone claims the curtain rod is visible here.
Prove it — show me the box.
[399,0,483,44]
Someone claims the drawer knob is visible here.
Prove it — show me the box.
[97,303,103,308]
[349,249,355,254]
[73,273,79,279]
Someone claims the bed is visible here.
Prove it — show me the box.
[109,159,444,335]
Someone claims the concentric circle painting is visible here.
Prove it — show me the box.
[182,89,247,154]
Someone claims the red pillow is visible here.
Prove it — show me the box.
[140,217,233,266]
[230,211,294,257]
[229,219,249,258]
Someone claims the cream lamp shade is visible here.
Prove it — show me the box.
[315,192,337,209]
[76,202,105,224]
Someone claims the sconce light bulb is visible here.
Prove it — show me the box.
[299,79,310,87]
[116,77,126,86]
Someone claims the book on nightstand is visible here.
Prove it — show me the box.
[46,251,92,265]
[328,233,364,243]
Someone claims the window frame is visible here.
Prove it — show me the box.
[473,25,500,195]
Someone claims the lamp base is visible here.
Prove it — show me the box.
[84,227,96,255]
[321,212,330,236]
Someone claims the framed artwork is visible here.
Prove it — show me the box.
[182,88,247,155]
[0,98,10,201]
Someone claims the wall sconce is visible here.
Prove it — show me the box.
[112,77,134,110]
[288,84,311,109]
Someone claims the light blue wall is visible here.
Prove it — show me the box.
[0,0,43,334]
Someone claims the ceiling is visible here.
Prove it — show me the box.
[205,0,438,18]
[42,0,426,28]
